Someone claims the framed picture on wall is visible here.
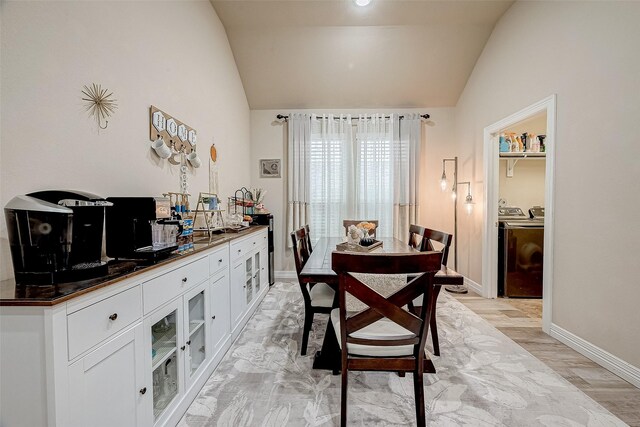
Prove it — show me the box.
[260,159,281,178]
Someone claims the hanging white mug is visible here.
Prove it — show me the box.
[187,152,201,168]
[151,137,171,159]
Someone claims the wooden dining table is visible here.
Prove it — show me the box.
[300,236,464,371]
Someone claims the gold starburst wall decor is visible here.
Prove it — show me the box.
[81,83,117,129]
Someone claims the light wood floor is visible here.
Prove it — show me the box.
[448,290,640,426]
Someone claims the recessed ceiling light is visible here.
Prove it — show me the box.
[354,0,371,7]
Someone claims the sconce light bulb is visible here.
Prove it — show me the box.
[465,194,474,214]
[440,175,447,192]
[451,189,457,200]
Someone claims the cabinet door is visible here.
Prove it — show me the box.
[259,246,269,293]
[210,272,230,352]
[253,250,262,295]
[230,260,246,327]
[68,323,147,427]
[183,282,209,388]
[244,255,253,304]
[145,300,184,425]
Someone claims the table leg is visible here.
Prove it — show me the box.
[312,316,341,374]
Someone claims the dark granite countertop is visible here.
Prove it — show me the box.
[0,226,267,307]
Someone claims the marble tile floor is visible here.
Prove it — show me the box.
[449,291,640,426]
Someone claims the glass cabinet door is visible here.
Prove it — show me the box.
[186,290,206,377]
[253,252,261,293]
[245,256,253,304]
[151,310,179,422]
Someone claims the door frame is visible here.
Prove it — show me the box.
[482,94,556,333]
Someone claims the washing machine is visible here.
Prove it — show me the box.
[498,206,544,298]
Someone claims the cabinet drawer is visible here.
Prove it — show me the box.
[256,229,268,250]
[143,256,208,314]
[230,237,253,262]
[230,229,268,261]
[67,286,142,360]
[209,245,229,276]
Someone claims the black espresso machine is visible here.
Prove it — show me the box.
[105,197,180,261]
[4,190,112,285]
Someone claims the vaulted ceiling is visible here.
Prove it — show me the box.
[210,0,514,110]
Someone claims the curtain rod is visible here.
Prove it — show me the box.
[276,113,430,121]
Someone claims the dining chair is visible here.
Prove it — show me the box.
[342,219,379,238]
[408,225,453,356]
[291,226,335,355]
[331,251,442,427]
[304,224,313,252]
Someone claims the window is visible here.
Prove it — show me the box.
[308,115,396,238]
[287,113,420,242]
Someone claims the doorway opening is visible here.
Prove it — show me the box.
[482,95,556,333]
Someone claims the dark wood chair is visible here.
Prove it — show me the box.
[408,225,453,356]
[331,251,442,427]
[304,224,312,252]
[342,219,379,238]
[291,226,335,355]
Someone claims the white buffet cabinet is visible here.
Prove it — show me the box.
[0,227,269,427]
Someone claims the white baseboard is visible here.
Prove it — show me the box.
[464,276,483,296]
[275,270,297,281]
[549,323,640,389]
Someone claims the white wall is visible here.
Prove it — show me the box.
[455,2,640,367]
[498,160,546,210]
[0,1,250,280]
[249,108,456,273]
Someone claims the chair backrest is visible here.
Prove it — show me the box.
[331,251,442,358]
[408,225,453,266]
[291,226,312,276]
[342,220,379,238]
[304,224,313,253]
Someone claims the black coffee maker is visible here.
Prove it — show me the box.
[105,197,180,261]
[4,190,112,285]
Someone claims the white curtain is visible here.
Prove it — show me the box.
[308,114,353,238]
[393,113,422,239]
[354,114,397,238]
[287,113,311,246]
[287,112,421,241]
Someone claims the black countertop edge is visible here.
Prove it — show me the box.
[0,226,268,307]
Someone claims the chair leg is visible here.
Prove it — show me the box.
[301,310,313,356]
[430,287,442,356]
[341,364,348,427]
[413,370,426,427]
[430,314,440,357]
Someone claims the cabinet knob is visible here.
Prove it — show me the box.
[139,387,147,395]
[108,313,118,321]
[212,315,216,320]
[186,340,191,346]
[218,259,223,263]
[237,249,241,253]
[182,277,188,283]
[181,345,186,351]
